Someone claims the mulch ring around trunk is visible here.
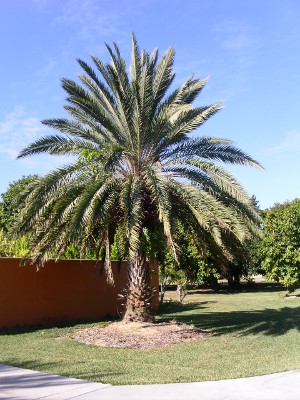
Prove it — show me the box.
[60,320,209,349]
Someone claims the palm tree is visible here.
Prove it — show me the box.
[15,34,263,322]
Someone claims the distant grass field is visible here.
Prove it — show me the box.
[0,282,300,385]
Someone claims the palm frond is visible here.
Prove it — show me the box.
[152,47,175,110]
[17,135,100,158]
[162,136,264,169]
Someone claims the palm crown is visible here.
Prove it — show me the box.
[16,34,263,321]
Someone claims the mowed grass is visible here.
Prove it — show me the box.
[0,282,300,385]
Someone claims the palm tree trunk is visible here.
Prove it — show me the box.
[123,252,154,323]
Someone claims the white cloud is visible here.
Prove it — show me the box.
[32,0,51,9]
[214,20,258,51]
[222,34,257,52]
[54,0,123,42]
[34,60,58,78]
[188,19,261,104]
[211,19,260,83]
[0,106,44,159]
[0,106,72,172]
[269,131,300,154]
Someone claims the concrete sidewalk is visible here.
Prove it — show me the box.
[0,364,300,400]
[0,364,109,399]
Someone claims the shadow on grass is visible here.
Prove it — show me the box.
[0,359,123,384]
[191,282,286,295]
[159,300,216,315]
[0,316,117,336]
[160,302,300,337]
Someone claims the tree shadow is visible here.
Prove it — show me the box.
[0,316,117,336]
[162,304,300,336]
[159,300,216,316]
[191,282,286,295]
[0,359,122,386]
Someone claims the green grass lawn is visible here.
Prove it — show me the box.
[1,282,300,385]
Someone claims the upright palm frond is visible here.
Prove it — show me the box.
[14,33,263,321]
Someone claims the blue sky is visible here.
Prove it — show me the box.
[0,0,299,209]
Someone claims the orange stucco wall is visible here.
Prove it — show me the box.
[0,258,159,329]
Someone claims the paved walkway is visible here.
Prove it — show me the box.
[0,364,300,400]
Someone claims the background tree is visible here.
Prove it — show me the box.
[0,176,95,259]
[221,195,264,287]
[0,176,38,257]
[0,230,30,257]
[261,199,300,292]
[13,34,263,322]
[0,175,38,233]
[158,225,221,303]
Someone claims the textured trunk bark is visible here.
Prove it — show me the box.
[160,275,167,303]
[123,253,154,323]
[177,280,187,304]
